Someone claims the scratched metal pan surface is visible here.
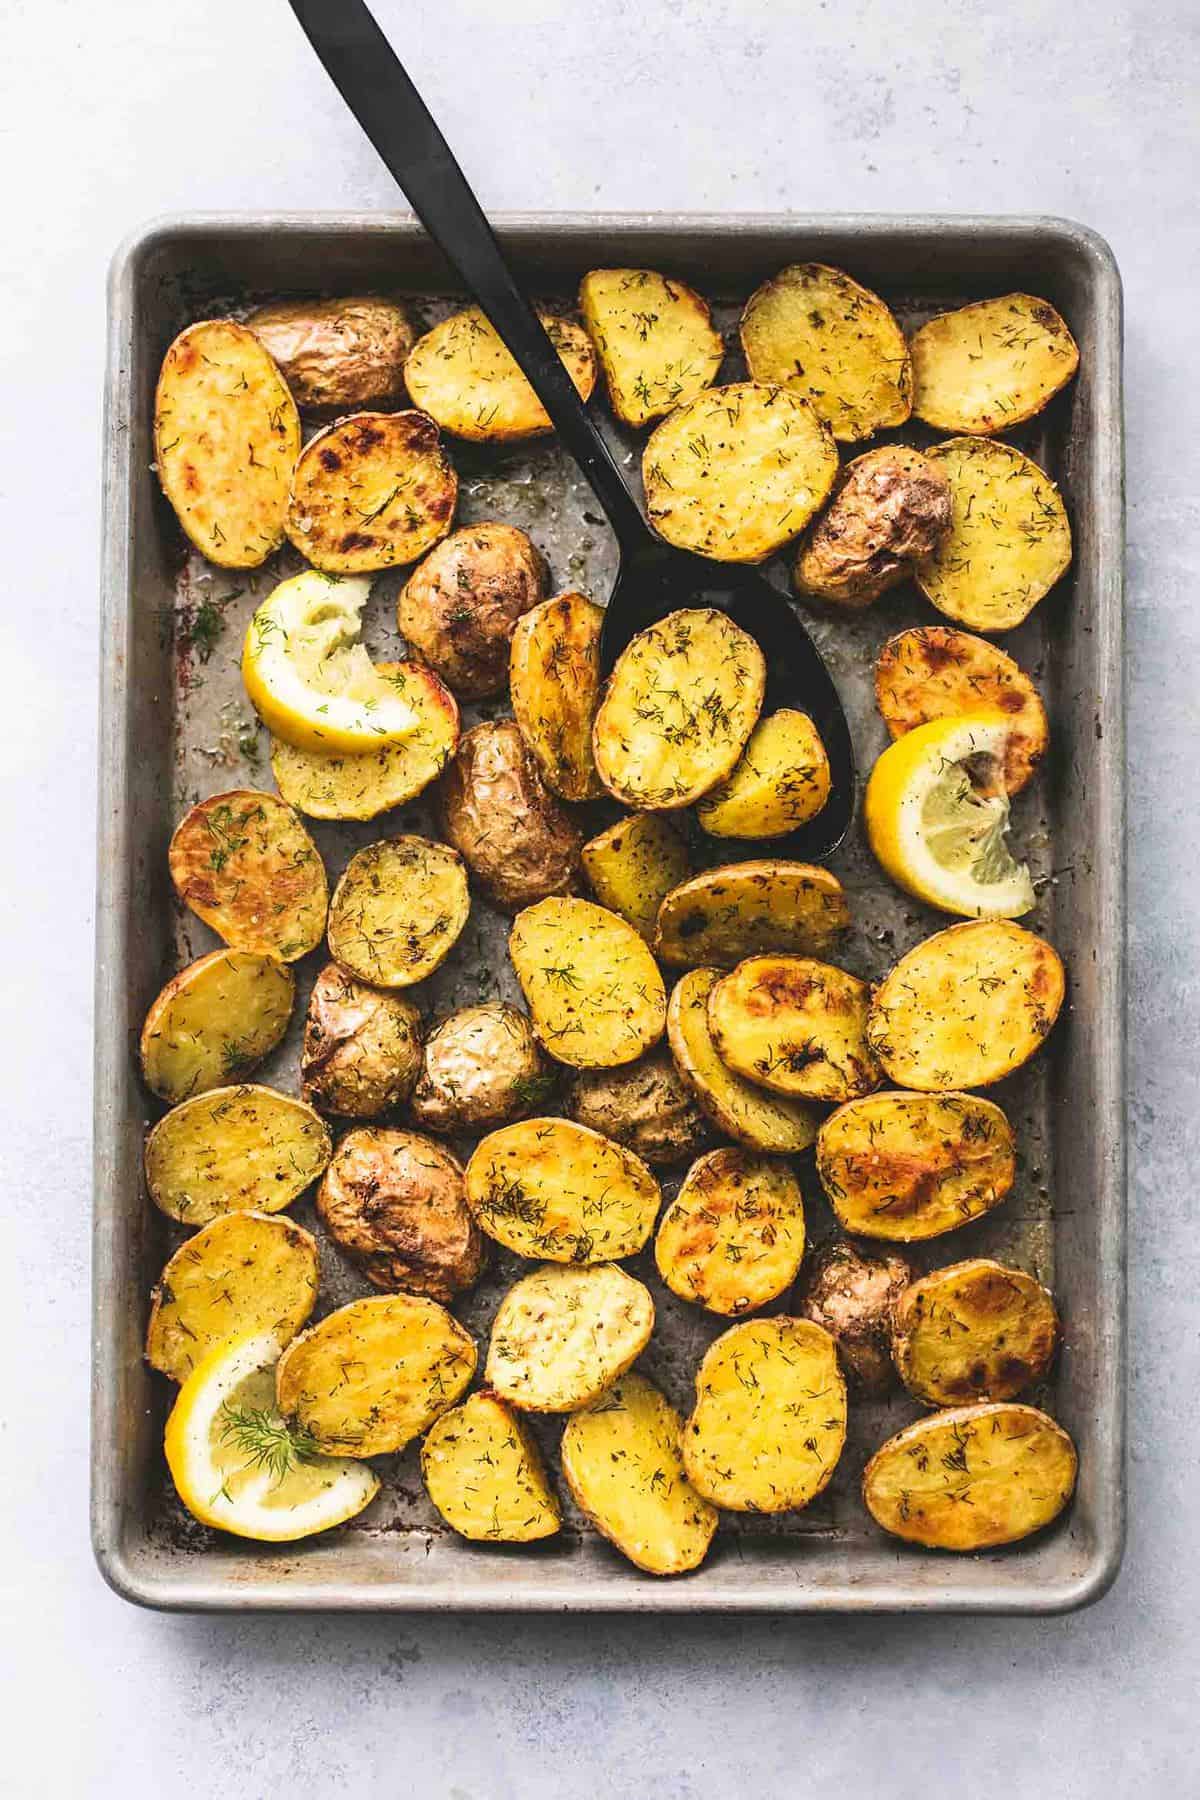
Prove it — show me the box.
[95,214,1124,1612]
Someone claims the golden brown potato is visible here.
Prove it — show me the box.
[316,1126,484,1301]
[403,305,596,441]
[286,410,457,574]
[140,949,294,1103]
[578,268,724,427]
[300,964,423,1118]
[245,295,415,413]
[144,1084,332,1225]
[509,591,605,799]
[891,1259,1060,1404]
[409,1002,556,1133]
[909,293,1079,435]
[862,1403,1077,1550]
[464,1117,661,1263]
[794,447,952,607]
[666,967,819,1155]
[654,861,849,968]
[420,1392,561,1543]
[581,814,690,942]
[485,1262,655,1411]
[875,626,1049,796]
[695,710,831,839]
[438,720,582,912]
[654,1147,806,1316]
[168,789,327,962]
[154,319,300,569]
[794,1239,913,1395]
[708,955,880,1103]
[327,835,469,988]
[509,897,666,1068]
[563,1046,712,1167]
[398,522,548,700]
[145,1211,319,1382]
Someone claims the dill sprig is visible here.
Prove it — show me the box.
[218,1401,323,1486]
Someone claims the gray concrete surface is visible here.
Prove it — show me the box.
[1,0,1196,1793]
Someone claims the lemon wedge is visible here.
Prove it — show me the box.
[242,569,420,753]
[864,711,1035,919]
[164,1330,379,1542]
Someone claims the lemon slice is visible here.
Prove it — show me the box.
[865,711,1035,919]
[242,569,420,753]
[164,1330,379,1542]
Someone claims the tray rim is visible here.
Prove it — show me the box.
[94,210,1126,1615]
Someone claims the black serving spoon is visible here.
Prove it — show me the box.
[287,0,855,858]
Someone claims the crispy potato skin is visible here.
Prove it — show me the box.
[666,967,818,1154]
[465,1117,661,1262]
[875,626,1048,795]
[144,1084,332,1225]
[404,305,596,441]
[579,268,724,427]
[795,447,952,607]
[287,410,457,574]
[655,1147,806,1316]
[891,1258,1060,1404]
[696,710,831,839]
[317,1126,484,1301]
[420,1392,560,1542]
[399,522,548,700]
[581,814,690,941]
[245,296,415,413]
[300,963,423,1118]
[509,897,666,1069]
[654,861,849,968]
[145,1211,319,1382]
[708,955,880,1103]
[485,1262,655,1412]
[438,720,582,913]
[168,789,327,962]
[410,1002,555,1133]
[140,949,294,1103]
[564,1047,713,1168]
[509,591,605,799]
[795,1239,913,1396]
[910,293,1079,435]
[327,835,469,989]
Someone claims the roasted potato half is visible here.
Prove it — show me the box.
[592,608,766,809]
[708,955,880,1103]
[300,964,422,1118]
[509,897,666,1068]
[562,1374,718,1576]
[875,626,1049,795]
[816,1090,1016,1241]
[655,1148,806,1316]
[794,446,952,607]
[464,1117,660,1263]
[581,814,690,942]
[891,1258,1060,1405]
[485,1262,655,1412]
[409,1002,555,1134]
[740,264,912,443]
[286,410,457,574]
[438,720,583,912]
[245,295,415,414]
[168,790,327,962]
[667,967,819,1155]
[563,1046,712,1168]
[862,1402,1077,1551]
[140,949,294,1103]
[509,591,605,800]
[915,439,1072,632]
[643,382,838,562]
[420,1393,561,1543]
[276,1293,476,1457]
[145,1211,319,1382]
[695,710,831,839]
[578,268,724,427]
[910,293,1079,435]
[683,1318,847,1513]
[145,1084,332,1225]
[654,861,849,968]
[795,1239,913,1396]
[317,1127,485,1302]
[867,920,1065,1090]
[327,835,470,988]
[404,305,596,441]
[154,319,300,568]
[398,522,547,701]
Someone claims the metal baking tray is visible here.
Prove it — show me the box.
[95,213,1124,1612]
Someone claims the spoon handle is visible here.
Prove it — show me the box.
[288,0,650,553]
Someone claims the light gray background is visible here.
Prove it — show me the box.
[2,0,1195,1794]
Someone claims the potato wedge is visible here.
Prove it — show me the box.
[286,410,457,574]
[404,305,596,441]
[795,1239,913,1396]
[563,1047,712,1168]
[655,1148,806,1316]
[140,949,294,1103]
[271,659,459,819]
[153,319,300,569]
[695,710,830,839]
[438,720,583,912]
[399,522,547,701]
[875,626,1048,795]
[914,439,1072,632]
[794,446,952,607]
[740,263,912,442]
[509,897,666,1068]
[300,964,423,1118]
[581,814,690,942]
[708,955,880,1103]
[145,1211,319,1382]
[168,789,327,962]
[891,1259,1059,1404]
[317,1127,485,1302]
[420,1392,561,1542]
[562,1374,718,1575]
[910,293,1079,435]
[578,268,724,427]
[666,968,818,1154]
[327,835,469,988]
[816,1091,1015,1241]
[509,591,605,799]
[867,920,1065,1090]
[275,1293,476,1457]
[643,382,838,562]
[464,1117,660,1263]
[410,1003,555,1134]
[485,1262,654,1411]
[682,1318,847,1512]
[862,1402,1077,1550]
[145,1084,332,1225]
[654,861,849,968]
[592,608,766,809]
[245,295,415,414]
